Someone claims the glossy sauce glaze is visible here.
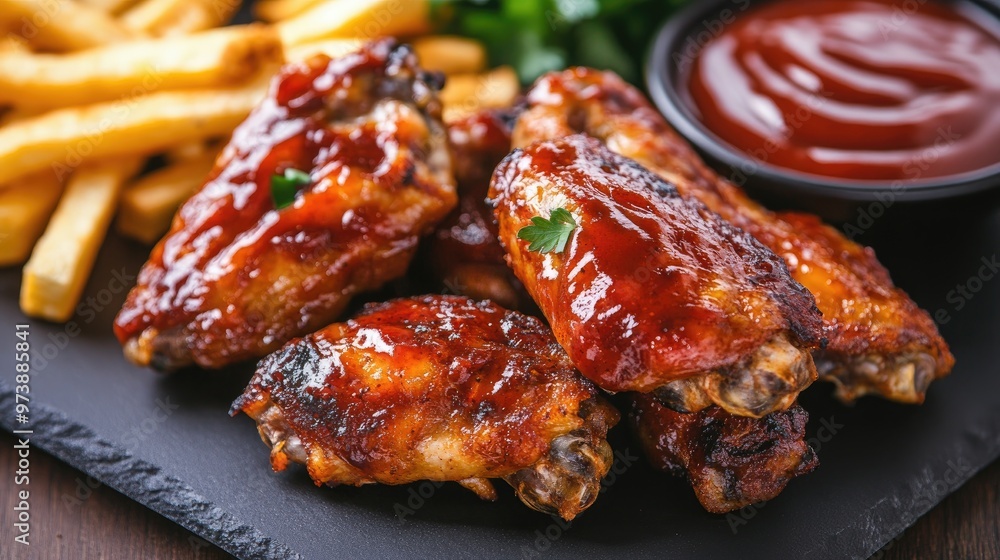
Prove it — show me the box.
[232,295,618,521]
[517,68,954,403]
[114,39,456,370]
[490,134,822,393]
[686,0,1000,180]
[421,109,536,312]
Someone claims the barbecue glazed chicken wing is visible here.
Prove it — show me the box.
[631,394,817,513]
[422,109,534,312]
[516,68,953,404]
[490,134,824,418]
[115,39,456,371]
[232,295,619,521]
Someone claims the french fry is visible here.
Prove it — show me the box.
[77,0,141,14]
[286,38,363,62]
[122,0,186,33]
[440,66,520,123]
[0,172,64,267]
[412,36,486,75]
[256,0,325,22]
[277,0,430,46]
[291,35,486,78]
[0,106,43,128]
[158,0,241,36]
[123,0,239,36]
[117,152,217,245]
[20,158,144,322]
[0,35,30,53]
[0,0,141,51]
[166,139,222,163]
[0,79,268,186]
[156,3,219,36]
[0,25,283,109]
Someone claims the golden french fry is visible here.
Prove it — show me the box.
[156,3,218,36]
[0,79,268,186]
[0,25,283,109]
[441,66,520,123]
[77,0,141,14]
[286,38,363,62]
[0,35,30,53]
[159,0,241,36]
[256,0,325,22]
[0,0,141,51]
[209,0,243,28]
[0,106,43,128]
[278,0,430,46]
[121,0,185,35]
[166,139,222,163]
[20,158,144,322]
[0,172,64,267]
[123,0,239,36]
[117,153,217,245]
[412,36,486,75]
[123,0,186,33]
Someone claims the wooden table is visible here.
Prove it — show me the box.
[2,430,997,559]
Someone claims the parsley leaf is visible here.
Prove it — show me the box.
[270,168,311,210]
[517,207,578,254]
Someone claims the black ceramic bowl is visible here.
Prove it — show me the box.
[646,0,1000,218]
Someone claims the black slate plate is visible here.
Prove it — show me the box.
[2,4,1000,555]
[2,197,999,560]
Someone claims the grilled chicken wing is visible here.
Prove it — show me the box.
[631,393,817,513]
[421,109,534,312]
[490,134,823,417]
[231,295,618,521]
[775,212,951,401]
[114,39,456,371]
[516,68,953,403]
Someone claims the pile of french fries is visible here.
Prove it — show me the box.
[0,0,519,322]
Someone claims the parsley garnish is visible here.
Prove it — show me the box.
[517,207,578,254]
[270,168,311,209]
[432,0,693,86]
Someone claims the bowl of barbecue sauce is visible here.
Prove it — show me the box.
[647,0,1000,214]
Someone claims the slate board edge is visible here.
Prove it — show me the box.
[806,411,1000,560]
[0,380,301,560]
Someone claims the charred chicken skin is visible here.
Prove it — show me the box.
[231,295,619,521]
[631,393,817,513]
[114,39,456,371]
[422,109,534,312]
[516,68,953,404]
[490,134,823,417]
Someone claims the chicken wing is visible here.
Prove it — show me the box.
[516,68,953,403]
[231,295,619,521]
[630,393,817,513]
[421,109,534,312]
[114,39,456,371]
[490,134,823,417]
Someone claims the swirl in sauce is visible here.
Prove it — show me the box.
[686,0,1000,181]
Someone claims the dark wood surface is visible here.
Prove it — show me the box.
[1,430,997,560]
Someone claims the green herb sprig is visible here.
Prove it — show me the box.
[270,168,311,210]
[431,0,692,85]
[517,207,578,254]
